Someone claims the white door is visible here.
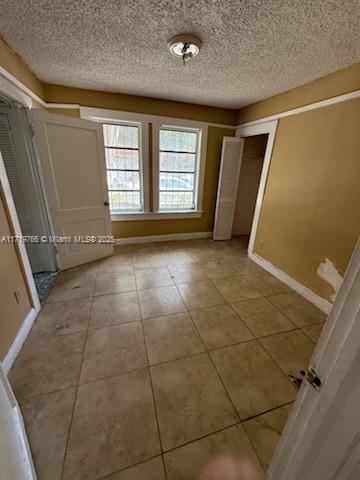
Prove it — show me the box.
[32,110,113,270]
[0,364,36,480]
[213,137,244,240]
[269,241,360,479]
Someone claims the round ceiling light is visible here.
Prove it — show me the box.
[168,34,202,64]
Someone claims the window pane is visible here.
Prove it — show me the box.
[107,171,140,190]
[103,124,139,148]
[105,149,139,170]
[160,191,193,210]
[109,191,141,211]
[159,172,194,191]
[160,129,197,152]
[160,152,195,172]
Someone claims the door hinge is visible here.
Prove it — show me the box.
[301,367,322,390]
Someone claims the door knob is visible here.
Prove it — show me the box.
[104,201,109,206]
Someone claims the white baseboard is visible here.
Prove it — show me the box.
[249,252,333,315]
[3,308,39,374]
[115,231,212,246]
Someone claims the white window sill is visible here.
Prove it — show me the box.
[111,210,203,221]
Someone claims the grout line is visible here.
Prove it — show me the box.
[96,454,164,480]
[59,288,95,480]
[241,400,295,423]
[187,308,241,424]
[135,284,166,471]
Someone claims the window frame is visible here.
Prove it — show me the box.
[103,120,145,214]
[80,107,208,220]
[152,120,207,215]
[157,125,201,212]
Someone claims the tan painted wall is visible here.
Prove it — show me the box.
[0,36,45,100]
[0,191,32,360]
[237,63,360,124]
[44,83,237,125]
[254,98,360,302]
[232,135,267,236]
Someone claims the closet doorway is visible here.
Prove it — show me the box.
[232,134,268,250]
[0,94,57,302]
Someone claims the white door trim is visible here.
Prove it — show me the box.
[0,152,40,312]
[236,120,278,256]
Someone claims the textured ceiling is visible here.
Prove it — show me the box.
[0,0,359,108]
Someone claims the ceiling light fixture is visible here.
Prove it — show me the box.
[168,34,202,65]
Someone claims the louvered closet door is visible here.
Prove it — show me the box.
[213,137,244,240]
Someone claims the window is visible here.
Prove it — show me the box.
[82,107,207,219]
[159,127,201,211]
[103,123,143,212]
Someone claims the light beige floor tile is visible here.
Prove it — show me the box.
[178,279,226,309]
[144,313,205,364]
[90,291,141,328]
[104,457,165,480]
[260,330,316,377]
[164,424,261,480]
[302,323,324,343]
[202,259,240,281]
[151,353,238,450]
[20,388,76,480]
[192,252,219,264]
[168,263,207,285]
[97,255,132,273]
[243,404,293,470]
[210,341,296,419]
[190,304,253,349]
[95,272,136,296]
[62,369,161,480]
[133,253,166,269]
[213,276,262,303]
[33,298,91,335]
[232,297,295,338]
[268,292,326,327]
[234,258,262,275]
[10,332,85,399]
[47,272,95,303]
[135,267,174,290]
[139,286,186,319]
[66,261,100,274]
[163,251,198,266]
[248,271,292,296]
[80,323,147,383]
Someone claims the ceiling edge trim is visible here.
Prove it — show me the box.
[236,90,360,128]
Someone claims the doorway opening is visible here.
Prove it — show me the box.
[0,94,58,303]
[232,133,268,250]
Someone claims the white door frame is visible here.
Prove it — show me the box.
[269,239,360,479]
[235,120,278,256]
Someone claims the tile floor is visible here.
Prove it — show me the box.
[9,238,327,480]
